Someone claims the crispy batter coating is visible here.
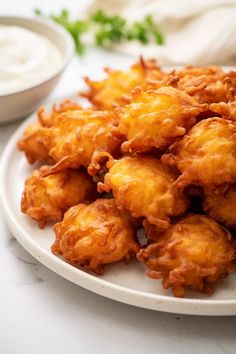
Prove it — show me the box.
[174,66,236,104]
[138,215,236,297]
[18,100,85,164]
[37,99,83,127]
[115,86,208,153]
[35,109,120,177]
[228,71,236,87]
[83,58,165,110]
[17,124,51,164]
[98,156,188,229]
[162,117,236,190]
[21,166,97,228]
[204,184,236,228]
[52,199,139,274]
[209,101,236,121]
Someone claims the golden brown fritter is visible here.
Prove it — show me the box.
[17,124,51,164]
[115,86,208,154]
[162,117,236,191]
[83,58,166,110]
[228,71,236,88]
[21,166,97,228]
[174,66,236,104]
[203,184,236,228]
[18,100,85,164]
[138,214,236,297]
[37,99,83,127]
[52,199,139,274]
[209,101,236,121]
[34,109,120,177]
[98,155,188,229]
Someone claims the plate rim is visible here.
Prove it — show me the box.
[2,97,236,316]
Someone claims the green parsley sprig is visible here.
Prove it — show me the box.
[35,8,164,55]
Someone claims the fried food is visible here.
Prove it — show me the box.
[17,124,51,164]
[21,166,97,228]
[33,109,120,177]
[98,155,188,229]
[37,99,83,127]
[18,100,85,164]
[162,117,236,190]
[17,58,236,298]
[209,101,236,121]
[204,184,236,228]
[138,215,236,297]
[115,86,208,153]
[175,66,236,104]
[52,199,139,274]
[83,58,165,110]
[228,70,236,88]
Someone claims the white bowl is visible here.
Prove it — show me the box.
[0,16,75,124]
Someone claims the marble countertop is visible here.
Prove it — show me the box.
[1,1,236,353]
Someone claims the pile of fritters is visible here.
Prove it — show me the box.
[18,57,236,297]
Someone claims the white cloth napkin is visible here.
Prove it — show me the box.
[87,0,236,65]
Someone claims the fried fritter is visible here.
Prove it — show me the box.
[35,109,120,177]
[37,99,83,127]
[115,86,208,153]
[18,100,85,164]
[138,215,236,297]
[21,166,97,228]
[52,199,139,274]
[98,155,188,229]
[162,117,236,191]
[209,101,236,121]
[83,58,165,110]
[228,71,236,88]
[175,66,236,104]
[17,124,51,164]
[204,184,236,228]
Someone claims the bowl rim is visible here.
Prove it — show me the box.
[0,15,75,98]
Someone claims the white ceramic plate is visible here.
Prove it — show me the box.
[1,108,236,316]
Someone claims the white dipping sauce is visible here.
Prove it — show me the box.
[0,25,63,95]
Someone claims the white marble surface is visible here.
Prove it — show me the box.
[1,1,236,353]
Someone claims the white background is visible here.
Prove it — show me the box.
[1,1,236,353]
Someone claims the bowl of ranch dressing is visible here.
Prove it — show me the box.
[0,16,74,123]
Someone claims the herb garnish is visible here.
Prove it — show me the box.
[35,8,164,55]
